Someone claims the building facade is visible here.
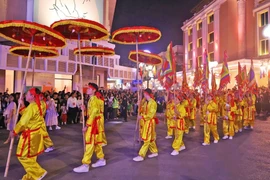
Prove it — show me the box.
[0,0,136,92]
[182,0,270,88]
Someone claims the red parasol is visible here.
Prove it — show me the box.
[50,19,109,41]
[9,46,59,86]
[128,50,162,65]
[111,26,161,145]
[0,20,66,177]
[73,47,115,56]
[51,19,109,150]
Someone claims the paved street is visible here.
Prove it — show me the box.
[0,114,270,180]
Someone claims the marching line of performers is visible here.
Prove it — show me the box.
[9,84,256,179]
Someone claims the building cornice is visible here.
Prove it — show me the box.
[253,1,270,14]
[181,0,227,31]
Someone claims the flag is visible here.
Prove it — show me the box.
[235,62,242,87]
[211,69,217,93]
[193,57,202,88]
[182,59,189,92]
[164,75,173,90]
[241,65,248,86]
[248,59,256,89]
[201,50,209,93]
[219,51,230,90]
[161,42,174,77]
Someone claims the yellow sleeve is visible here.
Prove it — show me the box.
[142,100,157,121]
[177,104,186,118]
[87,97,100,125]
[230,103,237,113]
[14,105,34,134]
[207,101,217,112]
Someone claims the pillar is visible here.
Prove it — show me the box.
[214,8,220,62]
[237,0,246,59]
[14,71,23,93]
[26,0,34,21]
[72,74,80,91]
[192,23,197,69]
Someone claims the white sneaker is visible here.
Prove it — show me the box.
[148,153,158,158]
[239,129,243,132]
[214,140,218,144]
[49,127,52,131]
[44,147,54,153]
[165,135,173,139]
[56,126,61,130]
[91,159,106,168]
[38,171,47,180]
[229,136,233,140]
[73,164,89,173]
[192,126,196,129]
[250,126,254,129]
[171,150,179,156]
[133,156,144,162]
[179,146,186,151]
[222,135,229,140]
[202,143,210,146]
[102,144,107,147]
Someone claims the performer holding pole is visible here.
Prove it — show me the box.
[165,92,175,139]
[133,88,158,162]
[73,83,106,173]
[11,88,47,180]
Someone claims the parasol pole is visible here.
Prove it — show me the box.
[4,36,34,178]
[78,33,86,152]
[31,53,36,87]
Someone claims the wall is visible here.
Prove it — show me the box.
[25,72,55,88]
[0,70,5,92]
[0,0,27,21]
[245,0,256,59]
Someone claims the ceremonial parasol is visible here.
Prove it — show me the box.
[128,50,162,65]
[9,46,59,86]
[74,46,115,81]
[0,20,66,177]
[51,19,109,150]
[111,26,161,144]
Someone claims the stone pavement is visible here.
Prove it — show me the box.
[0,114,270,180]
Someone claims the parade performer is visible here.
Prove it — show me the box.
[96,90,107,146]
[245,92,256,129]
[138,96,147,141]
[40,94,55,153]
[171,96,186,155]
[243,94,249,129]
[234,93,244,133]
[182,94,190,134]
[189,93,197,129]
[11,88,47,180]
[165,92,175,139]
[133,88,158,162]
[202,94,219,146]
[73,83,106,173]
[200,96,206,126]
[222,93,237,140]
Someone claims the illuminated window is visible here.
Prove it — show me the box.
[260,39,269,55]
[208,52,214,61]
[188,42,193,51]
[188,59,193,69]
[208,32,214,43]
[198,56,202,66]
[197,38,202,47]
[188,27,193,36]
[197,21,202,30]
[208,13,214,24]
[259,11,268,27]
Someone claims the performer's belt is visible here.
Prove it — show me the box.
[86,116,101,135]
[22,128,40,139]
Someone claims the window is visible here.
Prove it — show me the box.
[260,39,269,55]
[198,56,202,67]
[260,11,268,27]
[197,21,202,30]
[188,42,193,51]
[188,59,193,69]
[197,38,202,47]
[208,32,214,43]
[208,13,214,24]
[188,27,193,36]
[209,52,214,61]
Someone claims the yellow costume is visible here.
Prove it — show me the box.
[14,102,46,180]
[203,100,219,144]
[223,100,237,138]
[235,99,245,132]
[182,99,190,134]
[242,97,249,127]
[246,94,256,128]
[200,101,207,126]
[98,97,107,145]
[138,98,158,158]
[172,103,186,150]
[165,100,175,136]
[189,98,197,128]
[82,95,104,165]
[139,98,147,138]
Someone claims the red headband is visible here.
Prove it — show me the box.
[29,88,42,116]
[144,91,154,99]
[88,85,96,91]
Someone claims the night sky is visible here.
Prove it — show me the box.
[111,0,202,67]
